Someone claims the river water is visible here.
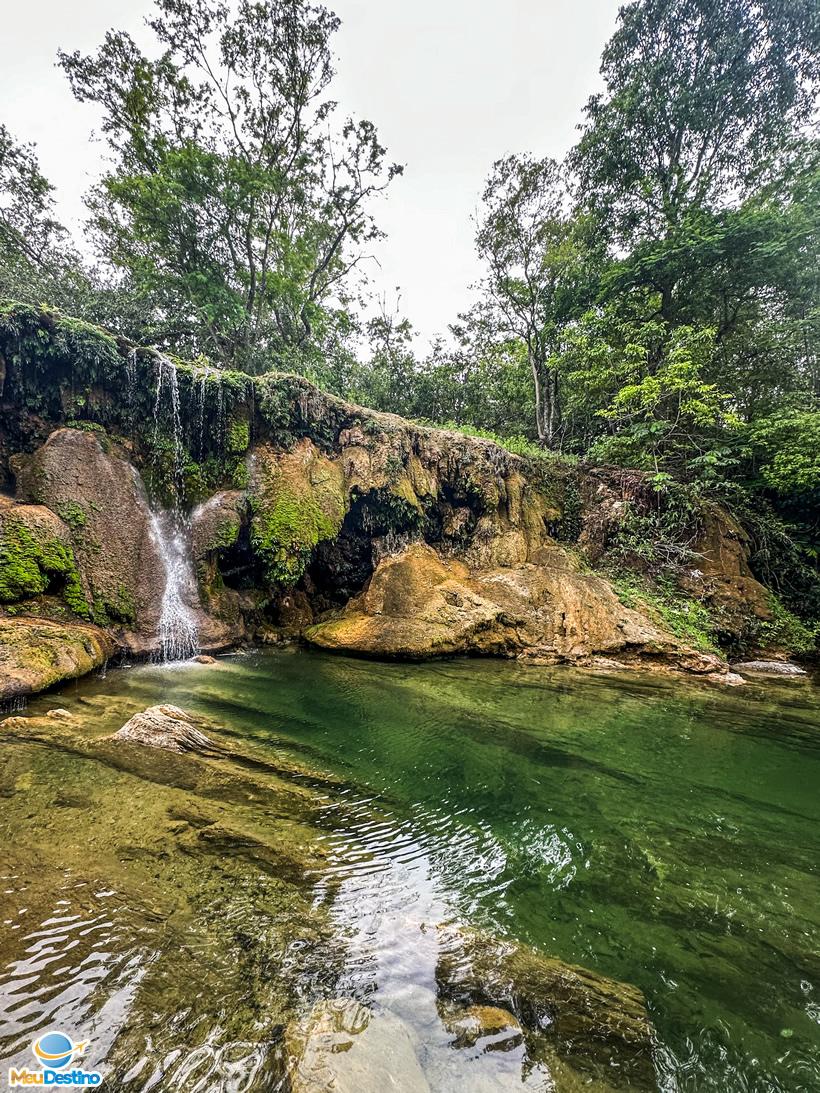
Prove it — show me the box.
[0,651,818,1091]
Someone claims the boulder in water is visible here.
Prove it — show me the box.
[110,704,212,753]
[732,660,807,677]
[435,926,656,1088]
[442,1004,523,1051]
[305,541,722,675]
[0,618,115,701]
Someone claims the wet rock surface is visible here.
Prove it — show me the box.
[435,926,657,1089]
[305,541,721,674]
[285,999,431,1093]
[0,617,114,700]
[110,703,213,753]
[732,659,808,677]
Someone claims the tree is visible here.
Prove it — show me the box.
[59,0,402,370]
[474,155,594,447]
[0,124,79,303]
[574,0,820,249]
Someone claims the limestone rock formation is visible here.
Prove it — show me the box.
[0,617,115,700]
[110,704,213,753]
[1,305,805,686]
[12,428,241,654]
[13,428,163,639]
[679,503,773,637]
[305,541,722,672]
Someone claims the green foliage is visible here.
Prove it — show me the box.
[757,595,817,656]
[59,0,401,370]
[610,571,717,653]
[603,479,703,571]
[750,410,820,495]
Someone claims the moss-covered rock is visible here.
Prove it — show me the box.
[0,617,115,699]
[249,439,347,588]
[0,496,88,616]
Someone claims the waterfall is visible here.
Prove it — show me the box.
[148,510,200,663]
[148,354,201,662]
[195,367,209,458]
[153,352,185,494]
[215,376,225,452]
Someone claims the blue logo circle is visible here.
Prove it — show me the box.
[33,1031,74,1070]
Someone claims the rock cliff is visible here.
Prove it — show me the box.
[0,303,802,697]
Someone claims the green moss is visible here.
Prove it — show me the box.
[251,489,341,587]
[56,501,88,530]
[0,518,90,618]
[250,451,346,588]
[227,418,250,454]
[232,458,250,491]
[610,571,717,653]
[64,572,91,618]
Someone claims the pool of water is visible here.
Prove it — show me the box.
[1,650,819,1091]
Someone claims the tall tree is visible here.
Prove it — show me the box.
[574,0,820,249]
[60,0,402,370]
[474,155,592,447]
[0,124,78,301]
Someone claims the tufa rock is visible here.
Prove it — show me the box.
[109,704,213,753]
[305,541,722,673]
[0,618,114,701]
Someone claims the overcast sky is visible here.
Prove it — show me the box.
[0,0,622,345]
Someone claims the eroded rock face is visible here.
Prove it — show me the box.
[305,542,721,673]
[679,503,773,637]
[13,429,163,639]
[0,618,115,700]
[12,428,242,654]
[110,704,212,753]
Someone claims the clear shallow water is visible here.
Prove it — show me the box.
[1,650,819,1091]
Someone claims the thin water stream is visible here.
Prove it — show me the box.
[1,652,818,1091]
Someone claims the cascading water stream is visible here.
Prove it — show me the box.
[153,352,185,493]
[149,352,201,662]
[148,511,201,662]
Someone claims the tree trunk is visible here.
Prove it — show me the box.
[530,350,561,449]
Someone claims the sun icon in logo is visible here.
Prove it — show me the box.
[32,1031,87,1070]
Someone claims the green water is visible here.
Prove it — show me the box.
[1,650,819,1091]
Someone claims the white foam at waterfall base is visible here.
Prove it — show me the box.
[148,510,201,662]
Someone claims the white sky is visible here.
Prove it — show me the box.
[0,0,622,345]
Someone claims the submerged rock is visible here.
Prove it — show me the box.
[0,618,114,700]
[285,999,430,1093]
[732,660,808,677]
[110,704,213,753]
[442,1004,523,1050]
[305,541,721,674]
[435,926,656,1088]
